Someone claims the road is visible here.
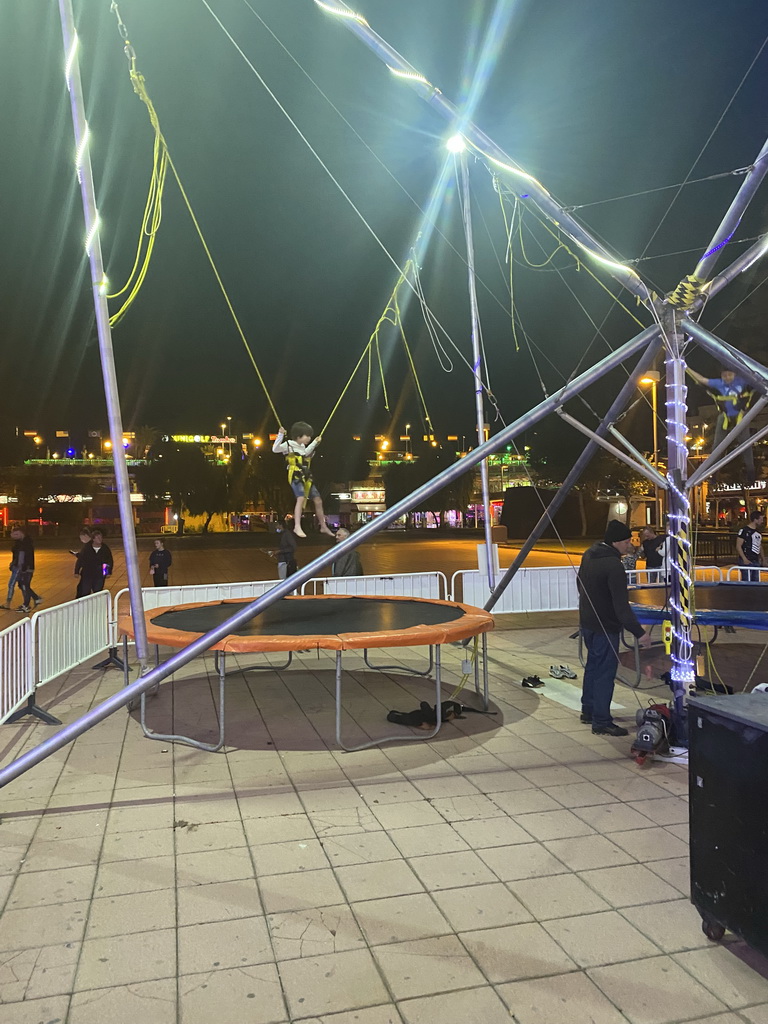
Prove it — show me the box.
[0,532,589,622]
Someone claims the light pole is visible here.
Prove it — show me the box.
[640,371,661,526]
[405,424,411,457]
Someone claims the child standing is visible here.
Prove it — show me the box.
[272,422,335,538]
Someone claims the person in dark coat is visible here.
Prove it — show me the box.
[8,525,42,613]
[577,520,651,736]
[276,520,298,580]
[149,539,172,586]
[76,529,113,596]
[72,528,93,598]
[331,528,363,577]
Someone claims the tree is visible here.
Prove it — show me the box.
[137,442,225,535]
[384,450,474,527]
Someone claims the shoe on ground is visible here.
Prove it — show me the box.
[559,663,577,679]
[522,675,545,689]
[0,604,9,610]
[592,722,629,737]
[33,596,43,607]
[580,712,592,724]
[549,665,565,678]
[16,605,30,614]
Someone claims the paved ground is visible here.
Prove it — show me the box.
[0,533,591,624]
[1,565,767,1022]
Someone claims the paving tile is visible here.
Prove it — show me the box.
[410,775,480,799]
[336,859,424,902]
[624,797,689,826]
[268,904,365,959]
[596,777,673,801]
[0,943,80,1001]
[352,892,452,946]
[279,948,388,1017]
[489,788,563,816]
[463,769,533,794]
[100,827,175,862]
[177,916,273,975]
[242,813,316,847]
[608,826,689,862]
[408,850,497,891]
[544,909,660,967]
[35,810,107,842]
[646,856,690,894]
[743,1007,768,1023]
[519,765,585,787]
[620,899,720,953]
[0,900,88,951]
[176,847,252,886]
[575,803,658,833]
[432,882,533,932]
[674,945,768,1008]
[250,837,330,876]
[7,863,96,909]
[75,928,177,990]
[260,867,346,914]
[513,809,595,842]
[398,985,511,1024]
[0,996,72,1024]
[358,780,422,805]
[543,781,617,808]
[177,878,263,925]
[68,978,177,1024]
[20,833,103,872]
[429,794,506,822]
[293,1008,402,1024]
[388,823,469,858]
[461,921,576,983]
[178,963,287,1024]
[175,819,247,854]
[369,801,444,830]
[106,801,175,834]
[510,873,610,920]
[94,856,176,897]
[308,806,383,838]
[589,955,726,1024]
[579,863,681,908]
[497,970,627,1024]
[478,842,569,882]
[238,791,305,819]
[373,935,485,999]
[542,834,635,871]
[451,816,532,849]
[87,888,177,938]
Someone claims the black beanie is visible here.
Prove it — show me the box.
[605,519,632,544]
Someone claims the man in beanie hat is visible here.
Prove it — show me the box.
[577,519,651,736]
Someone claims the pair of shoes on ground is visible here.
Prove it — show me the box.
[550,663,577,679]
[580,712,628,736]
[522,675,545,688]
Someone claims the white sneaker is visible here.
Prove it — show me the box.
[549,665,565,678]
[559,664,577,679]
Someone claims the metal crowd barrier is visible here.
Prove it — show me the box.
[0,619,33,724]
[34,591,111,687]
[452,566,579,612]
[301,571,447,600]
[724,565,768,583]
[626,565,723,587]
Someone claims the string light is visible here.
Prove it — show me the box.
[85,216,100,256]
[388,66,431,86]
[65,33,79,85]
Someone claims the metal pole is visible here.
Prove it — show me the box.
[558,412,669,491]
[693,137,768,282]
[312,1,653,307]
[702,232,768,302]
[483,328,662,613]
[682,319,768,392]
[651,381,661,524]
[0,327,653,788]
[458,150,495,585]
[662,307,695,736]
[59,0,148,671]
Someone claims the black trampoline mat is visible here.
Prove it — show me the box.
[630,582,768,614]
[150,597,465,638]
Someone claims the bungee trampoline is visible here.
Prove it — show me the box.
[630,581,768,636]
[118,593,494,753]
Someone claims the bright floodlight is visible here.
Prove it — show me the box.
[446,134,466,153]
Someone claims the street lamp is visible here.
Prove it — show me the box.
[640,370,661,526]
[405,424,410,457]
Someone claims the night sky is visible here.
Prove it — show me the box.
[1,0,767,464]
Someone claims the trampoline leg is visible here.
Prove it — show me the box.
[138,652,226,753]
[244,651,293,672]
[473,640,481,697]
[481,632,489,711]
[363,646,434,676]
[336,647,444,753]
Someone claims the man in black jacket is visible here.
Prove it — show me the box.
[578,520,651,736]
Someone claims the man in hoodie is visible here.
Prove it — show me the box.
[577,519,651,736]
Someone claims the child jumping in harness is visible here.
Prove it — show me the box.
[272,421,335,539]
[688,365,756,480]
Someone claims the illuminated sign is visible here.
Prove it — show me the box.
[352,490,385,502]
[44,494,94,503]
[211,436,237,444]
[171,435,211,444]
[0,496,19,504]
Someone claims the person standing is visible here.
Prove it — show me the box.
[9,525,43,614]
[275,520,298,580]
[331,528,363,577]
[640,526,665,570]
[76,528,113,595]
[578,520,651,736]
[149,539,172,586]
[1,558,19,611]
[736,509,765,582]
[72,528,93,598]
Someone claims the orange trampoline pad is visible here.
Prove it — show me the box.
[118,593,494,654]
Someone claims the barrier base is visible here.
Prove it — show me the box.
[6,695,62,726]
[92,647,125,671]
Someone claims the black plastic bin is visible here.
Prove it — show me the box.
[688,694,768,947]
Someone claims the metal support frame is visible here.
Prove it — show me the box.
[363,646,434,677]
[683,319,768,392]
[139,651,227,754]
[557,410,668,491]
[687,397,768,488]
[5,695,62,727]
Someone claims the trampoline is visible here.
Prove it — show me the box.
[630,582,768,633]
[118,594,494,753]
